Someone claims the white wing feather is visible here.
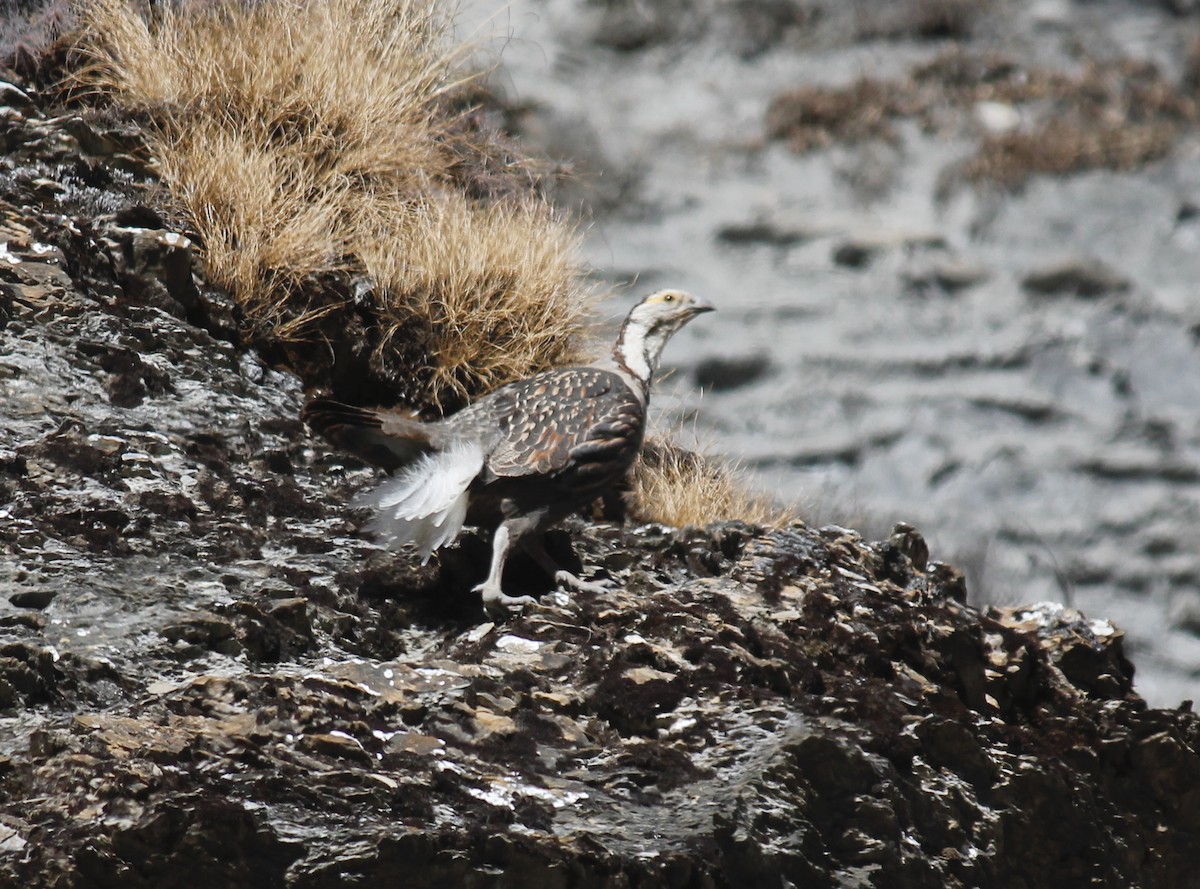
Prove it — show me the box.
[354,439,483,563]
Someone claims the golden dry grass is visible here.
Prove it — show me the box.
[630,441,797,530]
[357,191,589,401]
[74,0,594,408]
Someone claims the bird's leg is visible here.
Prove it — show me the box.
[473,523,537,613]
[523,535,614,596]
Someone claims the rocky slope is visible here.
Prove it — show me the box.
[2,67,1200,888]
[469,0,1200,706]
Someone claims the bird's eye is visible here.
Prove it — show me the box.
[663,293,676,302]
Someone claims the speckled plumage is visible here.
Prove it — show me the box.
[304,289,714,611]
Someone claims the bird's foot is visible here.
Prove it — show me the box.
[475,583,537,615]
[554,570,613,596]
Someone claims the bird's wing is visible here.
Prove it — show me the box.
[302,398,435,472]
[482,369,644,480]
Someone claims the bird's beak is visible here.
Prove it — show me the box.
[689,295,716,315]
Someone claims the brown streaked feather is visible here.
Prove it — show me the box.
[302,398,434,472]
[483,368,641,482]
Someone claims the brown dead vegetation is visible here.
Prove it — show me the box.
[75,0,594,410]
[768,48,1200,188]
[963,58,1196,187]
[630,441,797,529]
[766,77,914,152]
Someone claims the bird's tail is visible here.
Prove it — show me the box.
[302,398,433,472]
[353,439,484,563]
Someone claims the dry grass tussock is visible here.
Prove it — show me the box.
[630,441,797,530]
[357,192,586,401]
[768,48,1199,188]
[75,0,593,408]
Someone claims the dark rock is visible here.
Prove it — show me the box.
[102,223,203,321]
[160,615,241,657]
[693,353,771,391]
[1022,257,1131,298]
[589,1,691,51]
[0,449,26,475]
[1160,0,1200,15]
[88,799,302,889]
[716,219,813,247]
[0,642,60,707]
[7,589,55,609]
[833,239,876,268]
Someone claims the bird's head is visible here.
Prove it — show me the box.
[625,289,715,336]
[614,289,715,386]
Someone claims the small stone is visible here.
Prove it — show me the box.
[472,711,518,740]
[495,634,540,653]
[974,101,1020,134]
[8,590,56,610]
[833,241,876,268]
[1022,257,1130,298]
[301,732,372,764]
[623,666,676,685]
[465,622,495,643]
[0,823,25,854]
[0,81,32,108]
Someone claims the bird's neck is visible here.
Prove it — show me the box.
[612,318,669,393]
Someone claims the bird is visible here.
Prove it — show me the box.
[302,289,714,612]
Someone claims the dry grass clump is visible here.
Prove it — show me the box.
[629,441,797,530]
[962,58,1195,187]
[358,193,587,401]
[767,77,916,152]
[74,0,593,409]
[765,51,1053,154]
[910,49,1065,104]
[963,121,1178,188]
[768,48,1199,189]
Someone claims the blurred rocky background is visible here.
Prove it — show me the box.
[465,0,1200,706]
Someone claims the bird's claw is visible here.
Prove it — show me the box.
[475,584,537,615]
[554,571,614,596]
